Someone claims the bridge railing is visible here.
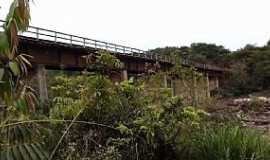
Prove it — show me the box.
[182,58,227,72]
[0,20,173,63]
[0,20,228,72]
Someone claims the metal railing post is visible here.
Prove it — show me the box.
[83,38,86,48]
[36,28,39,39]
[54,32,57,42]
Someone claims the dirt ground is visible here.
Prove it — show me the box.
[206,90,270,133]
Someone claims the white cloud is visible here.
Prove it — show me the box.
[1,0,270,50]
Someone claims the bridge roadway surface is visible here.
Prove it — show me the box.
[1,20,226,76]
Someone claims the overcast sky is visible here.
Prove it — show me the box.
[1,0,270,51]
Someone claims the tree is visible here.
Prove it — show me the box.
[223,41,270,96]
[189,43,230,64]
[0,0,35,111]
[0,0,48,159]
[149,43,230,66]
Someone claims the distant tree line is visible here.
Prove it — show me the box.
[150,41,270,96]
[149,43,230,66]
[224,42,270,96]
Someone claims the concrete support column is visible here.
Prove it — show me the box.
[164,74,168,88]
[215,77,219,89]
[206,73,211,98]
[171,79,175,96]
[122,69,128,81]
[164,74,175,96]
[192,70,198,107]
[37,65,49,114]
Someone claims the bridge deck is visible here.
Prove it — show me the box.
[1,20,228,73]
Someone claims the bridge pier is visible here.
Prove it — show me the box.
[191,70,198,107]
[122,69,128,81]
[164,74,175,96]
[37,64,49,114]
[164,74,168,88]
[207,75,221,96]
[215,77,219,89]
[206,73,211,98]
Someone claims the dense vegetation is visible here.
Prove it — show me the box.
[1,0,270,160]
[225,44,270,96]
[151,42,270,96]
[150,43,230,65]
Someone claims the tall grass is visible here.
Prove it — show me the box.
[182,126,270,160]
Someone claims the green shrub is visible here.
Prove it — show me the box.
[182,126,270,160]
[248,97,267,112]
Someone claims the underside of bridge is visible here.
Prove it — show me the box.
[17,36,227,109]
[18,36,172,73]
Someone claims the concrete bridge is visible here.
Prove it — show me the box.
[1,21,228,103]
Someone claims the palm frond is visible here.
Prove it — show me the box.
[15,83,38,112]
[15,54,33,76]
[0,122,49,160]
[3,0,31,59]
[0,32,10,56]
[0,143,49,160]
